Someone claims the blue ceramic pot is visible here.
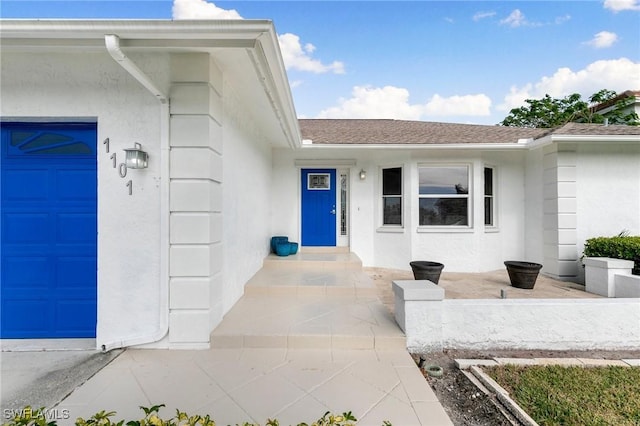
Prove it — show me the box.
[271,236,288,253]
[289,242,299,255]
[276,242,291,256]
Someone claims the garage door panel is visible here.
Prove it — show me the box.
[3,169,49,201]
[57,169,97,201]
[1,299,50,336]
[3,256,49,289]
[56,300,97,337]
[3,212,50,244]
[56,213,97,243]
[57,256,97,288]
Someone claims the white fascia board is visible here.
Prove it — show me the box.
[528,133,640,149]
[0,19,274,42]
[550,134,640,143]
[299,143,528,150]
[0,19,302,148]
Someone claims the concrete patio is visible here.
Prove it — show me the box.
[51,251,453,425]
[3,251,621,425]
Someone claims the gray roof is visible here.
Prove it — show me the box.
[550,122,640,136]
[298,119,640,145]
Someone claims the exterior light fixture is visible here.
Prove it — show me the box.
[359,169,367,180]
[123,142,149,169]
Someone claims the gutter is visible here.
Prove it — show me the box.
[298,142,531,150]
[527,133,640,150]
[102,34,170,351]
[105,34,167,104]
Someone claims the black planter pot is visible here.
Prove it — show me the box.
[504,261,543,289]
[410,261,444,284]
[633,256,640,276]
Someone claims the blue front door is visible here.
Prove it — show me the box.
[301,169,336,246]
[1,122,97,338]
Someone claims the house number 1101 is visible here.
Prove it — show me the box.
[103,137,134,196]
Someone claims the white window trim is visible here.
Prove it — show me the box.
[484,165,499,232]
[416,163,473,229]
[379,165,404,229]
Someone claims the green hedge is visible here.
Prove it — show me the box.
[583,235,640,261]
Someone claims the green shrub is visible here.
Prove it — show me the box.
[2,405,391,426]
[583,234,640,261]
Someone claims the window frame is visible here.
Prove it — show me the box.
[417,163,472,229]
[380,166,403,228]
[484,166,496,228]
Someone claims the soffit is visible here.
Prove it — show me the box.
[0,19,301,148]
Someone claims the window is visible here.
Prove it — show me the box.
[340,173,348,236]
[382,167,402,225]
[484,167,494,226]
[307,173,330,190]
[418,165,469,226]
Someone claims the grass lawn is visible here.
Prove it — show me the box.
[485,364,640,426]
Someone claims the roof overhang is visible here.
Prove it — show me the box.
[529,133,640,149]
[0,19,302,148]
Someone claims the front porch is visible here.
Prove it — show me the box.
[211,250,406,350]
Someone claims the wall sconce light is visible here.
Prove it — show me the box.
[359,169,367,180]
[123,142,149,169]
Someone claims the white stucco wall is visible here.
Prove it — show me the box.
[1,52,168,349]
[3,50,284,350]
[524,147,545,267]
[272,147,528,272]
[222,83,273,313]
[394,281,640,351]
[575,142,640,249]
[440,298,640,350]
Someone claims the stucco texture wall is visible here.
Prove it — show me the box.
[576,142,640,264]
[1,52,168,348]
[222,83,274,314]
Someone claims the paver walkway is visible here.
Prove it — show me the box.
[53,251,453,426]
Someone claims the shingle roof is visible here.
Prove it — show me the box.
[298,119,640,145]
[591,90,640,113]
[550,121,640,136]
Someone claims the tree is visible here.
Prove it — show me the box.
[500,89,639,128]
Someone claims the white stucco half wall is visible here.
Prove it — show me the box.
[393,281,640,351]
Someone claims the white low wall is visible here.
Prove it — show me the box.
[616,274,640,298]
[393,280,640,352]
[584,257,637,298]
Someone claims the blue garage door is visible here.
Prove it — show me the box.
[1,122,97,338]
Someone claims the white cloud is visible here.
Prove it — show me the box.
[278,33,345,74]
[498,58,640,111]
[473,11,496,21]
[500,9,526,27]
[604,0,640,12]
[317,86,423,119]
[499,9,542,28]
[172,0,242,19]
[555,14,572,24]
[584,31,619,48]
[316,86,491,119]
[424,94,492,116]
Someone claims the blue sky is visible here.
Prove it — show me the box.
[2,0,639,124]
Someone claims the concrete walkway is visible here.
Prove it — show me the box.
[51,251,453,426]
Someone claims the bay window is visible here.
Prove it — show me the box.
[418,165,469,226]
